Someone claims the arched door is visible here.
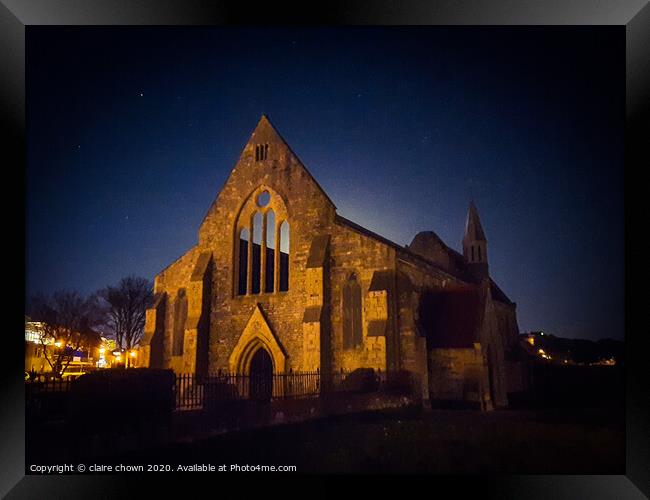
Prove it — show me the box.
[249,348,273,401]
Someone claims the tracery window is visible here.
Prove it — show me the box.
[235,188,290,296]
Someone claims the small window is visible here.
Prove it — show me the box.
[255,143,269,161]
[256,191,270,207]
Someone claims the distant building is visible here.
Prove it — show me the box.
[25,320,52,376]
[141,116,522,410]
[24,319,116,379]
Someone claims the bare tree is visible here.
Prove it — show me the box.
[97,276,153,361]
[27,291,103,379]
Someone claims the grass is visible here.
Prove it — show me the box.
[111,405,624,474]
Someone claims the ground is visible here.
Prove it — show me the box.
[107,406,624,474]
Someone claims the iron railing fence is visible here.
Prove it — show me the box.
[25,378,73,394]
[25,368,419,413]
[174,369,419,411]
[25,378,74,420]
[175,370,322,410]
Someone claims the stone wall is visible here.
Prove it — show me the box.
[428,345,491,410]
[327,220,395,374]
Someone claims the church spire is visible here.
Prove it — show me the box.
[462,201,489,282]
[463,201,487,244]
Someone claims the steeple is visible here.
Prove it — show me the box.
[462,201,489,282]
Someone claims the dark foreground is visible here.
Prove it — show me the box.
[99,405,623,474]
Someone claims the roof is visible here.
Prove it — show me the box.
[335,215,406,252]
[418,286,484,348]
[489,278,514,305]
[408,230,472,281]
[335,215,469,283]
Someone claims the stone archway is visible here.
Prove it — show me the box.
[228,304,287,375]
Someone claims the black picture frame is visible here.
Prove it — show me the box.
[2,1,647,497]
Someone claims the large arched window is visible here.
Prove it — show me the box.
[235,188,290,296]
[342,273,362,349]
[172,288,188,356]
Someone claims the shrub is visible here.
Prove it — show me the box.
[341,368,380,393]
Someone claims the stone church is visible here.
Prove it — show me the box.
[141,115,521,409]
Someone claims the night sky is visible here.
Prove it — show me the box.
[26,27,624,341]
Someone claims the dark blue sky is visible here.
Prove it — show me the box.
[26,27,624,341]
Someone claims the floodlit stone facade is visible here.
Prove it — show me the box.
[141,115,521,409]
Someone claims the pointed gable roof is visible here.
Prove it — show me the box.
[245,114,336,208]
[489,278,514,305]
[199,114,336,233]
[463,201,487,244]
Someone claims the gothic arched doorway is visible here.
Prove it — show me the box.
[249,348,273,401]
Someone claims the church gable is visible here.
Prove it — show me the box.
[199,115,336,247]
